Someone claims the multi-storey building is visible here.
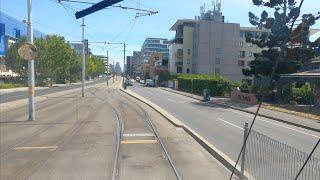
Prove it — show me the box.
[0,11,45,79]
[168,43,183,74]
[169,3,242,81]
[141,38,170,62]
[131,51,143,77]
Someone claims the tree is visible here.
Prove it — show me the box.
[243,0,320,82]
[5,37,28,82]
[86,55,105,79]
[5,35,82,85]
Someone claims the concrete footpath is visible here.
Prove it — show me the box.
[122,88,244,179]
[160,87,320,133]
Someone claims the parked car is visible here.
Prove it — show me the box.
[139,79,145,84]
[145,79,155,87]
[125,79,133,86]
[136,77,140,82]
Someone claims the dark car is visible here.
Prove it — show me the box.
[145,79,155,87]
[125,79,133,86]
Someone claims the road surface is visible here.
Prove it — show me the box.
[128,83,320,160]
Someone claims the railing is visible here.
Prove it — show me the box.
[242,129,320,180]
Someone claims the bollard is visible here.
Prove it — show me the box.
[241,122,249,180]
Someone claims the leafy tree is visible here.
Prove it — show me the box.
[86,55,105,79]
[5,37,28,82]
[5,35,82,85]
[243,0,320,82]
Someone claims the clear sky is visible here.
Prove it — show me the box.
[1,0,320,68]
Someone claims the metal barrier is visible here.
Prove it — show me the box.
[242,129,320,180]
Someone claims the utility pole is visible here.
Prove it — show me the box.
[81,18,85,97]
[123,42,126,88]
[27,0,35,121]
[113,59,115,83]
[106,50,109,86]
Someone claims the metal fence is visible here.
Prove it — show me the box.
[243,130,320,180]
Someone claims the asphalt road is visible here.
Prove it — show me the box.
[0,78,106,104]
[128,83,320,160]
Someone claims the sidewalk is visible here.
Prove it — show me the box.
[160,87,320,133]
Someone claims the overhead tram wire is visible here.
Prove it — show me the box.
[57,0,158,15]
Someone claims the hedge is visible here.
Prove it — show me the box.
[177,74,237,96]
[0,83,26,89]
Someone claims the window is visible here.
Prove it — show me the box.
[240,30,245,38]
[0,23,4,43]
[177,67,182,73]
[215,57,220,64]
[187,68,190,74]
[215,68,220,74]
[15,29,21,39]
[239,41,243,47]
[177,49,183,58]
[238,60,245,67]
[247,43,253,47]
[216,48,221,55]
[187,49,191,55]
[248,51,253,57]
[239,51,245,58]
[187,59,191,64]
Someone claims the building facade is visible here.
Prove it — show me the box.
[131,51,143,77]
[0,11,45,57]
[141,38,170,62]
[126,56,133,77]
[168,43,183,74]
[170,6,242,81]
[0,11,45,79]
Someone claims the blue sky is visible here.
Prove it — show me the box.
[1,0,320,68]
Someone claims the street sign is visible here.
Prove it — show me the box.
[18,43,37,60]
[75,0,124,19]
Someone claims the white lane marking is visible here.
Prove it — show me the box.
[123,133,154,137]
[216,118,243,130]
[167,98,186,104]
[228,109,320,138]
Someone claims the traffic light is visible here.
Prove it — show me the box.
[75,0,124,19]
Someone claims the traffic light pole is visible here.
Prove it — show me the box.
[81,18,85,97]
[27,0,35,121]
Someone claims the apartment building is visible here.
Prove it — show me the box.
[169,4,243,81]
[141,38,171,62]
[131,51,143,77]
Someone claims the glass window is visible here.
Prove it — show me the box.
[215,68,220,74]
[239,41,243,47]
[248,51,253,57]
[216,48,221,54]
[239,51,245,58]
[215,57,220,64]
[15,29,21,39]
[187,49,191,55]
[238,60,245,67]
[240,30,245,38]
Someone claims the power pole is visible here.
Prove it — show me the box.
[27,0,35,121]
[81,18,85,97]
[113,59,115,83]
[106,50,109,86]
[123,43,126,88]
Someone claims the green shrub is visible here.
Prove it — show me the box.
[0,83,26,89]
[177,74,236,96]
[281,83,314,104]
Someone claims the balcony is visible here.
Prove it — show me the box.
[175,61,183,66]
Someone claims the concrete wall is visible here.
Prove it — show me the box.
[194,20,242,82]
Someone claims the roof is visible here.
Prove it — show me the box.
[169,19,195,31]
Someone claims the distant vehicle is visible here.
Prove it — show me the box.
[136,77,140,82]
[98,75,103,78]
[145,79,155,87]
[125,79,133,86]
[130,79,135,83]
[140,79,145,84]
